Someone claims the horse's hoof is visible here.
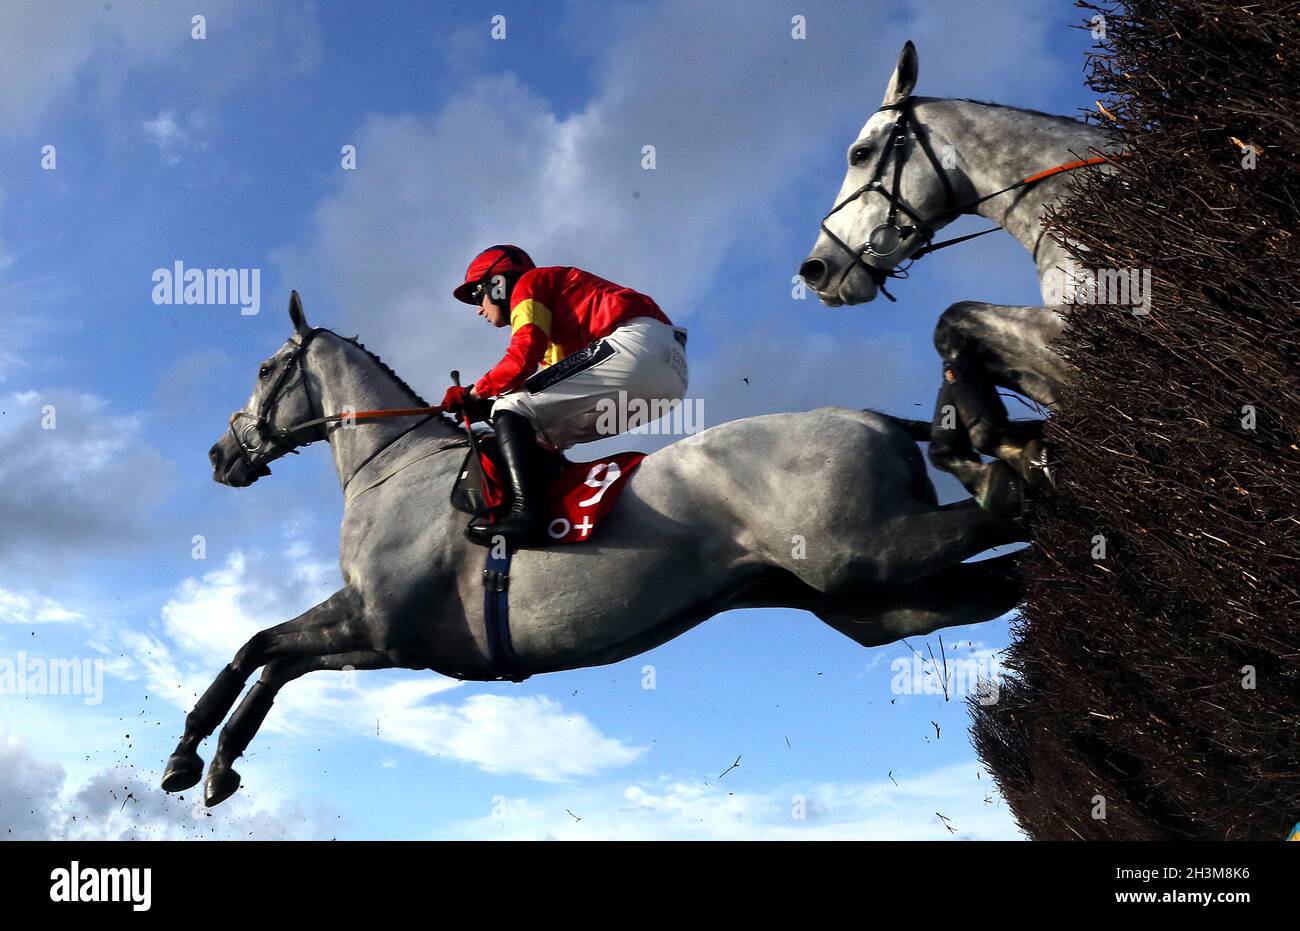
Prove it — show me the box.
[204,765,241,807]
[161,751,204,793]
[1021,439,1056,491]
[976,461,1026,519]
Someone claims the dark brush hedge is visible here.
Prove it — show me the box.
[969,0,1300,840]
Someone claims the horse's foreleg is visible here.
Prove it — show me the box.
[931,301,1070,503]
[161,587,364,793]
[203,650,394,807]
[933,301,1070,412]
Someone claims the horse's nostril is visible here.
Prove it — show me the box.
[799,259,827,289]
[209,444,221,467]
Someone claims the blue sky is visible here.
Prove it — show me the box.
[0,0,1098,839]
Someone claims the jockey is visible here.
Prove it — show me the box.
[442,245,689,545]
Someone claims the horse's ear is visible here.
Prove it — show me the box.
[881,40,918,108]
[288,290,309,335]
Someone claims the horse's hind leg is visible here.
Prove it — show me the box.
[161,588,365,793]
[868,498,1024,589]
[819,552,1025,647]
[203,650,394,807]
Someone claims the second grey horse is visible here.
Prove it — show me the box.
[800,41,1118,513]
[162,293,1024,806]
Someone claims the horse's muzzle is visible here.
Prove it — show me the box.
[210,436,268,487]
[800,251,881,307]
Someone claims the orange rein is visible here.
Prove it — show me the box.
[339,406,447,423]
[1021,155,1117,187]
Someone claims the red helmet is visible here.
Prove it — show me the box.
[453,244,536,304]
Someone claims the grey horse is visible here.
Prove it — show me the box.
[799,41,1116,512]
[162,292,1024,806]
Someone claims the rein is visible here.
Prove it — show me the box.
[818,96,1121,301]
[227,327,461,489]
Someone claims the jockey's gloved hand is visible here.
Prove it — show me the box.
[441,384,473,413]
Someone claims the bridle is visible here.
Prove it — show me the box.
[818,96,1117,302]
[226,328,458,488]
[227,328,325,480]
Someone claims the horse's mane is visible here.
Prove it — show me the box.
[325,329,464,430]
[952,97,1090,128]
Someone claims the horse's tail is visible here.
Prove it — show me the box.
[866,409,931,442]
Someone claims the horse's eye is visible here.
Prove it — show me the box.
[259,366,271,380]
[851,146,872,166]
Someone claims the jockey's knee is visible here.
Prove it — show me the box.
[491,395,545,439]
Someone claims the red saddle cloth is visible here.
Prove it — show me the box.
[478,445,646,544]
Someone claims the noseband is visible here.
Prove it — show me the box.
[818,96,1118,302]
[227,328,326,478]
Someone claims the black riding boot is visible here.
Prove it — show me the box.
[467,411,544,547]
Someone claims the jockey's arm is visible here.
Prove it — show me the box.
[472,301,553,397]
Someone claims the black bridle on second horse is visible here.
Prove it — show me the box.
[818,96,1115,302]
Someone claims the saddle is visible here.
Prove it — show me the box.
[450,430,645,545]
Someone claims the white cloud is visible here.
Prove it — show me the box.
[359,691,645,782]
[0,588,82,624]
[159,551,324,662]
[0,724,336,840]
[143,109,184,146]
[142,108,218,164]
[447,763,1024,840]
[143,109,187,162]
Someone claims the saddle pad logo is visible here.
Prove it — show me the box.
[478,450,645,544]
[542,452,646,543]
